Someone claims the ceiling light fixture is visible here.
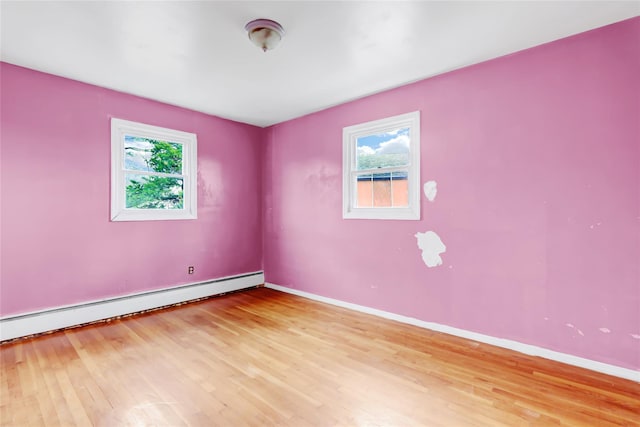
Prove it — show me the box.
[245,19,285,52]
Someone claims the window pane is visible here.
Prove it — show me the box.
[124,136,183,174]
[356,127,410,170]
[125,174,184,209]
[391,171,409,207]
[356,174,373,207]
[356,171,410,208]
[372,172,392,207]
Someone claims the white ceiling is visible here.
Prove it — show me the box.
[1,1,638,127]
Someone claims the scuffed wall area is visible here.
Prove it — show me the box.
[263,18,640,370]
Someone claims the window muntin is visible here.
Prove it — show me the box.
[343,111,420,220]
[111,118,197,221]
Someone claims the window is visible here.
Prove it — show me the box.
[343,111,420,220]
[111,118,197,221]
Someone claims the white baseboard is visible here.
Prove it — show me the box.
[0,271,264,341]
[265,282,639,383]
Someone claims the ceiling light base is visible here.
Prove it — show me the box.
[245,19,285,52]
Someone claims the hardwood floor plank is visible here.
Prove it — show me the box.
[1,288,638,426]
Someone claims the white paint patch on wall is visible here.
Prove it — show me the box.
[423,180,437,202]
[566,323,584,336]
[415,231,446,268]
[599,327,611,333]
[631,334,640,340]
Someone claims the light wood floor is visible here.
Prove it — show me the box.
[1,287,638,426]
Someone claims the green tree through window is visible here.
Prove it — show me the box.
[125,140,184,209]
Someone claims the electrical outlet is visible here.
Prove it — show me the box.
[188,266,194,274]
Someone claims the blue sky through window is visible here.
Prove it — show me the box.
[356,127,410,170]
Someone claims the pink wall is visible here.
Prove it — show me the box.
[1,18,638,371]
[0,62,263,316]
[264,18,640,370]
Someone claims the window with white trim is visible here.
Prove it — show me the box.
[343,111,420,220]
[111,118,197,221]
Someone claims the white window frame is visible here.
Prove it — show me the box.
[343,111,420,220]
[110,118,197,221]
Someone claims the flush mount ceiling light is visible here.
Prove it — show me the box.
[245,19,285,52]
